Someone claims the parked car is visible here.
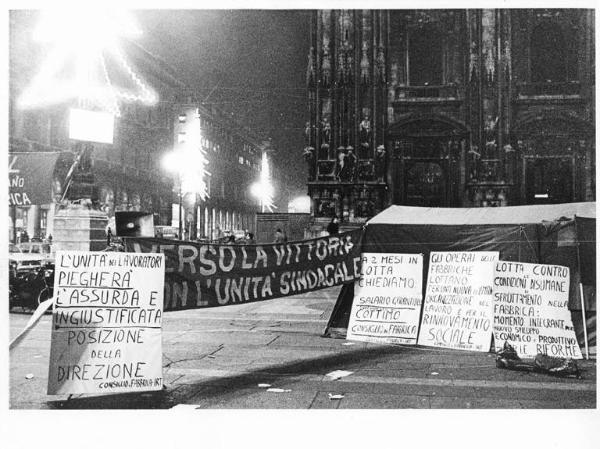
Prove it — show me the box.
[9,261,54,311]
[9,243,45,273]
[17,241,54,263]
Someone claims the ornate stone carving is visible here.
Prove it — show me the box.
[306,46,316,87]
[360,41,370,85]
[375,145,386,182]
[359,115,371,150]
[303,146,316,180]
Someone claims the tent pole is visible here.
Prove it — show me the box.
[574,218,589,360]
[579,283,589,360]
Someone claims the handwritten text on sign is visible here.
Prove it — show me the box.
[347,253,423,345]
[47,251,165,395]
[493,262,582,359]
[125,230,362,310]
[418,251,499,352]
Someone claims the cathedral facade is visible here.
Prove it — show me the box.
[304,9,595,224]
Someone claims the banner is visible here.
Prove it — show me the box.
[418,251,499,352]
[124,230,363,311]
[347,253,423,345]
[9,152,62,206]
[48,251,165,395]
[493,261,582,359]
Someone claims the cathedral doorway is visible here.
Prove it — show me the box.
[405,161,447,207]
[388,114,468,207]
[514,113,594,205]
[525,156,574,204]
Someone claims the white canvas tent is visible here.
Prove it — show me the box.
[326,202,596,354]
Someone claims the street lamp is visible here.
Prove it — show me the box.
[250,181,274,213]
[162,107,209,240]
[162,151,184,239]
[251,151,275,213]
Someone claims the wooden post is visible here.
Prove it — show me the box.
[579,283,589,360]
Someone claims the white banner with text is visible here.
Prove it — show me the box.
[47,251,165,395]
[493,261,582,359]
[347,253,423,345]
[418,251,499,352]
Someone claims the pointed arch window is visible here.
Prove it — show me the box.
[408,25,443,86]
[530,22,567,83]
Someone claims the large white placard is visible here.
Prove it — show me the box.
[493,261,582,359]
[418,251,499,352]
[48,251,165,395]
[347,253,423,345]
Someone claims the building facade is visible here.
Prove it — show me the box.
[171,101,270,241]
[9,11,277,244]
[304,9,595,224]
[9,21,182,242]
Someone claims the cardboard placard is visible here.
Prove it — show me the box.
[47,251,165,395]
[418,251,499,352]
[493,261,582,359]
[347,253,423,345]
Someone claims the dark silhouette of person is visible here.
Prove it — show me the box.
[274,228,287,244]
[346,147,357,181]
[375,145,387,182]
[327,216,340,235]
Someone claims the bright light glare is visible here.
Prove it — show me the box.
[162,152,178,173]
[163,111,209,200]
[33,10,141,49]
[288,196,310,213]
[18,9,157,114]
[251,152,275,212]
[251,181,274,199]
[163,146,210,200]
[68,108,114,144]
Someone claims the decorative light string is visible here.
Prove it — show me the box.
[17,10,158,114]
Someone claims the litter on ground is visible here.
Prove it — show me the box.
[325,370,354,380]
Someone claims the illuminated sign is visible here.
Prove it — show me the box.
[68,108,114,144]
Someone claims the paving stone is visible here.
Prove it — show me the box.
[9,288,596,410]
[338,393,431,409]
[190,387,318,409]
[309,391,342,409]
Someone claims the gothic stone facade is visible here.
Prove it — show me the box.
[305,9,595,223]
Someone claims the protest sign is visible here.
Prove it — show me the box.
[124,230,363,311]
[347,253,423,345]
[493,261,582,359]
[47,251,165,395]
[418,251,499,351]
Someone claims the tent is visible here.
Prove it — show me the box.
[325,202,596,353]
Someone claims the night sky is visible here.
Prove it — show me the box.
[135,10,312,200]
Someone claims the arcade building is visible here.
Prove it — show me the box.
[9,11,276,247]
[304,9,595,225]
